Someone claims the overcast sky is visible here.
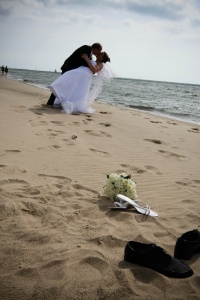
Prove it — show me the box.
[0,0,200,84]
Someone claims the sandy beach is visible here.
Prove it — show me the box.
[0,76,200,300]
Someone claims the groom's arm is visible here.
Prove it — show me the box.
[61,45,91,72]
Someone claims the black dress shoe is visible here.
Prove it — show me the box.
[124,241,193,278]
[174,229,200,260]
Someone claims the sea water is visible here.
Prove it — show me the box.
[6,68,200,125]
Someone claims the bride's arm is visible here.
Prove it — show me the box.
[81,54,103,74]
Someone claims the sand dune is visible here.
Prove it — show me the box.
[0,77,200,299]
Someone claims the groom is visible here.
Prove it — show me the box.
[47,43,102,105]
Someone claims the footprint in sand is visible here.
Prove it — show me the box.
[0,149,21,157]
[48,132,58,137]
[0,165,27,173]
[0,179,29,194]
[144,139,167,145]
[62,138,76,145]
[36,129,65,138]
[89,148,110,157]
[84,130,102,137]
[131,112,140,116]
[99,122,112,127]
[34,112,43,116]
[158,149,185,160]
[38,174,71,181]
[99,131,112,138]
[144,165,162,175]
[167,121,178,125]
[150,120,162,124]
[120,164,147,174]
[175,179,200,200]
[100,111,109,114]
[6,149,21,153]
[51,121,65,126]
[81,256,109,273]
[188,127,199,133]
[176,178,200,188]
[37,145,61,150]
[47,129,65,134]
[84,130,112,138]
[72,183,98,194]
[120,164,162,175]
[29,120,48,126]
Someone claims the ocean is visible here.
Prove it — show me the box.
[6,68,200,125]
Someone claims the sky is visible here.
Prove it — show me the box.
[0,0,200,84]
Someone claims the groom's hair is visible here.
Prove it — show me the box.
[92,43,102,50]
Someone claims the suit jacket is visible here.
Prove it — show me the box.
[60,45,92,74]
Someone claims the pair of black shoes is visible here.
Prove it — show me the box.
[124,229,200,278]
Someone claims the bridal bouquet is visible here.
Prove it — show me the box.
[103,173,138,201]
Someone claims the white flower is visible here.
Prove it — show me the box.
[103,173,138,201]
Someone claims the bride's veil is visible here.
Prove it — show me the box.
[87,63,116,105]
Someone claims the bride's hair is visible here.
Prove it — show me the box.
[102,52,111,63]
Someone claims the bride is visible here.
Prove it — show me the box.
[48,52,113,114]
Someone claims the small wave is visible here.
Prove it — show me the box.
[124,93,133,96]
[128,105,156,111]
[23,79,36,83]
[26,82,48,90]
[169,111,191,118]
[128,105,199,124]
[128,104,193,118]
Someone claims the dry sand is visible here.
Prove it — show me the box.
[0,76,200,299]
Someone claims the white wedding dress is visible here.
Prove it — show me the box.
[49,60,97,114]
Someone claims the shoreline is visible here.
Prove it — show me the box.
[0,76,200,299]
[3,76,200,126]
[5,73,200,126]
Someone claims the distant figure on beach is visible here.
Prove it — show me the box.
[1,65,4,76]
[47,43,103,106]
[5,66,8,76]
[48,51,114,114]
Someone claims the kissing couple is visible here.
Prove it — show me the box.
[47,43,115,114]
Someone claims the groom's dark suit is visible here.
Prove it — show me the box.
[61,45,92,73]
[47,45,92,105]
